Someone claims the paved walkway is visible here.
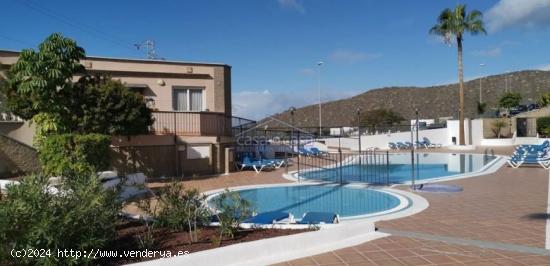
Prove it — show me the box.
[135,146,550,265]
[279,162,550,265]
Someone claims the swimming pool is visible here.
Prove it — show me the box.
[299,153,498,184]
[210,185,402,219]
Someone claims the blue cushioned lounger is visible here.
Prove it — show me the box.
[244,211,291,224]
[298,212,339,224]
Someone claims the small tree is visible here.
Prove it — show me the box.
[152,182,210,244]
[539,92,550,107]
[63,75,153,135]
[2,33,152,137]
[212,189,253,246]
[498,92,522,111]
[491,119,507,138]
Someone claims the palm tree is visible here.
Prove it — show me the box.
[430,4,486,145]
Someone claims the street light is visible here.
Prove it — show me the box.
[479,63,486,103]
[317,61,324,138]
[288,107,297,175]
[415,109,419,146]
[356,108,361,153]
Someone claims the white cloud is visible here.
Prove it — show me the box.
[232,88,360,120]
[277,0,305,13]
[486,0,550,32]
[471,47,502,57]
[329,49,382,64]
[536,64,550,71]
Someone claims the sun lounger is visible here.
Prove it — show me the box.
[309,147,327,156]
[388,142,399,150]
[244,211,293,224]
[236,156,274,173]
[423,137,442,148]
[298,212,339,224]
[507,156,550,169]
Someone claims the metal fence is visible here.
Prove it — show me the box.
[295,150,390,185]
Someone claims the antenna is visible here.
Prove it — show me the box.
[134,40,165,60]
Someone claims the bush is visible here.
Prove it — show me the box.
[212,189,253,246]
[143,182,210,244]
[537,117,550,137]
[491,119,507,138]
[38,134,111,176]
[0,173,120,265]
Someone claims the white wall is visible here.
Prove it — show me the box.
[323,118,545,150]
[323,128,448,150]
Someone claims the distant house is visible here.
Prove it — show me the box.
[0,49,239,177]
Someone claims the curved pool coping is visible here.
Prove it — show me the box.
[284,152,505,186]
[204,182,414,222]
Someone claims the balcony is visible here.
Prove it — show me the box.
[150,111,232,137]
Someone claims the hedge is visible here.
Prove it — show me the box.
[38,134,111,176]
[537,117,550,138]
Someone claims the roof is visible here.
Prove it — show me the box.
[0,49,231,68]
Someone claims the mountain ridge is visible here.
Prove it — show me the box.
[266,70,550,127]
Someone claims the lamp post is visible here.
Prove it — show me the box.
[317,61,324,138]
[289,107,297,177]
[415,109,419,146]
[356,108,362,153]
[290,107,296,152]
[479,63,486,103]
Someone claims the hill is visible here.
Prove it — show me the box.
[267,70,550,127]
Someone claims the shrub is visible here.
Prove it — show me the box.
[0,173,120,265]
[212,189,253,246]
[540,92,550,107]
[537,117,550,137]
[147,182,210,244]
[491,119,507,138]
[38,134,111,176]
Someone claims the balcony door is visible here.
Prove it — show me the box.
[172,87,205,111]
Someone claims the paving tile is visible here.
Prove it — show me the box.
[311,254,344,265]
[397,256,433,265]
[422,254,460,264]
[287,257,319,266]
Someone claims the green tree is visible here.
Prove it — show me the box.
[539,92,550,107]
[359,109,405,127]
[1,33,152,136]
[498,92,522,110]
[63,75,153,135]
[430,4,486,145]
[2,33,85,121]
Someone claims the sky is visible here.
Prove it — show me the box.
[1,0,550,119]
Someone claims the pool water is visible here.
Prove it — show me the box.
[300,153,497,184]
[212,185,401,219]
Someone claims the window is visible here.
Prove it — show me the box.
[172,87,204,111]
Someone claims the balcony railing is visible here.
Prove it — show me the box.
[150,111,231,136]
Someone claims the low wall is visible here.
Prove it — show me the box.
[110,135,229,178]
[323,128,448,150]
[0,134,40,178]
